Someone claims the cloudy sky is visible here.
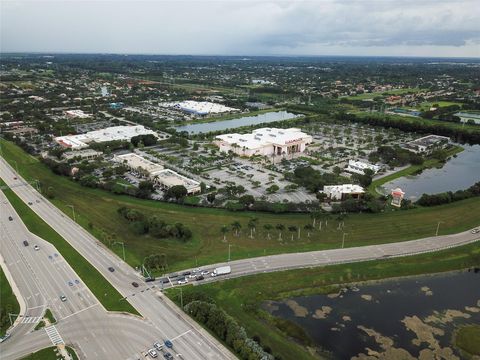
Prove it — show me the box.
[1,0,479,57]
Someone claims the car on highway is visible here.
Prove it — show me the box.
[108,267,115,272]
[28,202,33,205]
[164,339,173,349]
[177,278,188,285]
[13,177,17,180]
[201,270,210,276]
[471,228,480,234]
[60,295,67,302]
[0,333,11,343]
[23,240,29,247]
[147,349,158,358]
[132,282,139,288]
[34,245,40,251]
[153,342,162,351]
[159,277,170,284]
[145,277,156,282]
[163,353,173,360]
[8,216,13,221]
[196,275,204,281]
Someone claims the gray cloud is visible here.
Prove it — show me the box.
[1,0,479,57]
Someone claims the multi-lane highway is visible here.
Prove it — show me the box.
[1,156,479,359]
[0,158,236,359]
[1,190,215,360]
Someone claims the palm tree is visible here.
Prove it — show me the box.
[247,217,258,239]
[220,225,229,242]
[288,226,297,241]
[263,224,273,240]
[276,224,285,240]
[231,221,241,237]
[304,224,314,237]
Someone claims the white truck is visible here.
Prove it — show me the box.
[211,266,231,277]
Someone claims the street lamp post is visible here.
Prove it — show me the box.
[436,221,443,236]
[66,204,76,222]
[342,232,348,249]
[113,241,126,261]
[228,244,232,262]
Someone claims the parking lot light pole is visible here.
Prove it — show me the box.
[342,232,348,249]
[66,204,76,222]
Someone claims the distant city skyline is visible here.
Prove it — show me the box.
[1,0,479,58]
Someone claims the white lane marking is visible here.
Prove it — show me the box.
[170,329,192,341]
[59,303,99,321]
[45,325,64,345]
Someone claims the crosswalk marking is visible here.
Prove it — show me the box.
[45,325,64,345]
[21,316,42,324]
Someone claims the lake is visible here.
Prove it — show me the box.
[264,270,480,359]
[455,112,480,124]
[173,110,301,134]
[380,144,480,201]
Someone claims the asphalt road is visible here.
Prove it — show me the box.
[0,191,200,360]
[0,158,236,360]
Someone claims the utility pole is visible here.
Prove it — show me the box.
[342,232,348,249]
[228,244,232,262]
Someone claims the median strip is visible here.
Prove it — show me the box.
[0,178,139,316]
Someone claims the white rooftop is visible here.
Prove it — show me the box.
[216,128,312,150]
[55,125,157,149]
[174,100,238,115]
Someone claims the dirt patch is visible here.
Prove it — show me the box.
[361,294,373,301]
[465,306,480,313]
[284,299,308,317]
[328,292,341,299]
[263,300,279,312]
[402,315,444,348]
[342,315,352,322]
[312,306,332,319]
[420,286,433,296]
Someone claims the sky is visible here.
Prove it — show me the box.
[1,0,479,58]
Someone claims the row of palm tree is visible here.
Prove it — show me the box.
[219,215,345,242]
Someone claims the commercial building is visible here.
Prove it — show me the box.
[404,135,450,155]
[174,101,238,116]
[113,153,200,195]
[62,149,102,161]
[323,184,364,201]
[64,110,91,119]
[214,127,313,158]
[346,160,381,175]
[55,125,157,149]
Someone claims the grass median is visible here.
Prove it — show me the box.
[0,267,20,336]
[20,346,79,360]
[167,241,480,360]
[0,179,139,316]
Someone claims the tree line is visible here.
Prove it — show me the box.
[417,182,480,207]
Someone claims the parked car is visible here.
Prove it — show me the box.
[23,240,29,247]
[108,267,115,272]
[34,245,40,251]
[60,295,67,302]
[147,349,158,358]
[153,342,162,351]
[8,216,13,221]
[164,339,173,348]
[132,282,139,288]
[163,353,173,360]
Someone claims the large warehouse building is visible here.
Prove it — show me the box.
[55,125,157,149]
[214,127,313,158]
[174,100,238,116]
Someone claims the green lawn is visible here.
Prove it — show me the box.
[21,346,78,360]
[455,324,480,356]
[0,267,20,336]
[0,179,139,315]
[1,139,480,273]
[167,241,480,360]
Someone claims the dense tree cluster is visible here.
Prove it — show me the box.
[368,145,424,167]
[417,182,480,207]
[185,301,274,360]
[130,134,157,147]
[117,207,192,241]
[286,166,347,193]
